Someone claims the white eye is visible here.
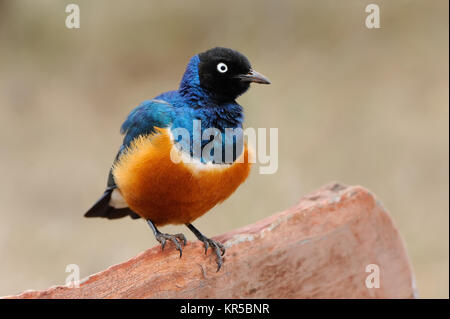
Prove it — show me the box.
[217,62,228,73]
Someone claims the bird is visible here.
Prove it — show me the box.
[85,47,270,271]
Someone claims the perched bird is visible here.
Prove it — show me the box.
[85,47,270,270]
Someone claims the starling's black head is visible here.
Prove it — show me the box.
[198,47,270,101]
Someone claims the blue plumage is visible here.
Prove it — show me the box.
[120,54,245,163]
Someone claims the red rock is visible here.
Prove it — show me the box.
[3,182,416,299]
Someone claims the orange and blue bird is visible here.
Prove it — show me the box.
[85,47,270,270]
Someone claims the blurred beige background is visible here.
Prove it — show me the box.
[0,0,448,298]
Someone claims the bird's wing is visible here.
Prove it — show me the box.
[85,99,175,220]
[108,98,174,184]
[106,98,175,186]
[120,99,174,147]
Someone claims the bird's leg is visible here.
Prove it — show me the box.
[146,219,186,258]
[186,223,225,271]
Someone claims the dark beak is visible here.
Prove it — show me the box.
[236,69,271,84]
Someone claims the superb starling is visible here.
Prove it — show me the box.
[85,47,270,270]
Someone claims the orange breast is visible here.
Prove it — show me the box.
[112,128,252,226]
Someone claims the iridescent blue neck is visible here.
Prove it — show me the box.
[179,55,217,108]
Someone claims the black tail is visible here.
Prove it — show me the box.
[84,187,141,220]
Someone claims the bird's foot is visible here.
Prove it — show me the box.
[155,232,187,258]
[199,237,226,272]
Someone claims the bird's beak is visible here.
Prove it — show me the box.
[236,69,271,84]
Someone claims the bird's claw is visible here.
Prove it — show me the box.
[200,238,226,272]
[155,233,187,258]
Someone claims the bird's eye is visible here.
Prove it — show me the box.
[217,62,228,73]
